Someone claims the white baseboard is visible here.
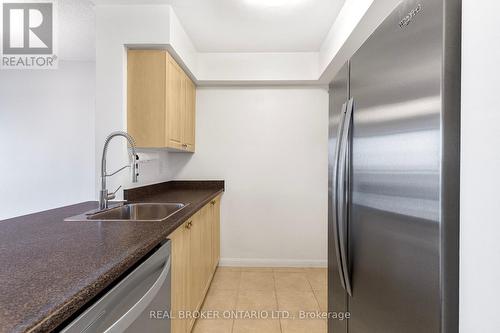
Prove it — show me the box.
[219,258,327,268]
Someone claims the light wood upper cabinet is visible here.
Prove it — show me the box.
[183,78,196,151]
[166,55,183,149]
[127,50,166,147]
[127,49,196,152]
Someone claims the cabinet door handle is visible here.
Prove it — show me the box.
[182,144,188,149]
[211,200,216,205]
[185,221,192,229]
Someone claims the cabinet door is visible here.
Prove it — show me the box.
[183,77,196,152]
[211,196,221,269]
[171,221,191,333]
[166,54,183,149]
[200,205,213,291]
[127,50,166,148]
[188,213,203,332]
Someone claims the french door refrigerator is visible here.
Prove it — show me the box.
[328,0,460,332]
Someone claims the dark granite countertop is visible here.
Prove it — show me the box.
[0,180,224,333]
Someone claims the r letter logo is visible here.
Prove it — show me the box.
[1,1,58,69]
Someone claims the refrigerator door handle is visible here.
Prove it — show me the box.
[332,102,348,292]
[338,97,354,297]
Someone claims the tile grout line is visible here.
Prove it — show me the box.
[210,267,327,333]
[272,268,285,333]
[305,269,323,311]
[230,269,242,333]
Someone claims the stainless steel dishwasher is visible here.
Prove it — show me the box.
[62,241,171,333]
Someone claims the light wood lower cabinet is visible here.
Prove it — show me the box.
[210,196,221,270]
[170,195,221,333]
[171,218,191,333]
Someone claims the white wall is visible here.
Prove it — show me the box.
[197,52,319,84]
[0,61,96,220]
[95,5,175,196]
[95,5,330,266]
[172,88,329,266]
[0,0,96,220]
[460,0,500,331]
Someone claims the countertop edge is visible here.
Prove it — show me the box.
[26,187,224,333]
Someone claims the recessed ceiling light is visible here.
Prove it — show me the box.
[244,0,308,8]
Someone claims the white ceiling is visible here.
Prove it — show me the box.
[165,0,346,52]
[79,0,346,59]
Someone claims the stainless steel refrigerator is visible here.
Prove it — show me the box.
[328,0,460,332]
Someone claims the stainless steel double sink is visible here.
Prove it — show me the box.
[65,203,187,222]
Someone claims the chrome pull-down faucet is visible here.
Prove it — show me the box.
[99,131,139,210]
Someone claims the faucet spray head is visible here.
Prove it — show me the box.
[132,154,139,183]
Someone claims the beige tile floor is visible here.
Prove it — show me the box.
[193,267,327,333]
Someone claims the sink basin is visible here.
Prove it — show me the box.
[65,203,187,222]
